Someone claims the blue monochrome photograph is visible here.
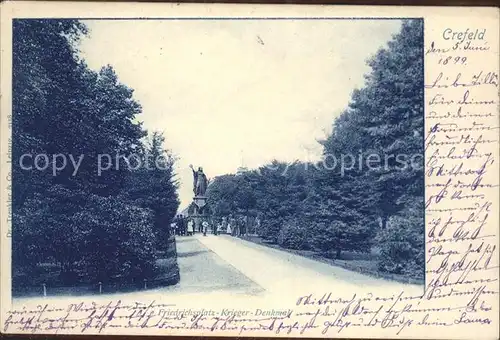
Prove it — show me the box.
[11,18,425,300]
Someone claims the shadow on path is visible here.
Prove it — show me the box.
[154,235,265,296]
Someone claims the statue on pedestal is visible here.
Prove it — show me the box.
[189,164,208,197]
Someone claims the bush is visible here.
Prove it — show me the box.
[12,186,89,278]
[13,187,161,286]
[277,220,309,250]
[76,195,158,284]
[257,214,284,243]
[309,220,374,259]
[376,205,424,279]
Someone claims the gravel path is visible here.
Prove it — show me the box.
[162,235,264,295]
[196,234,423,295]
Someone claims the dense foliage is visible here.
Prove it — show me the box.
[206,20,424,280]
[12,19,180,287]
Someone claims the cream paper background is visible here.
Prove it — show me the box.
[0,2,499,338]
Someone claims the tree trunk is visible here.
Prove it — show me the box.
[336,249,341,259]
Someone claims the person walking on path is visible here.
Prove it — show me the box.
[221,217,227,235]
[181,218,187,236]
[202,220,209,236]
[240,216,248,237]
[212,219,218,235]
[187,219,194,236]
[213,219,220,236]
[230,216,238,237]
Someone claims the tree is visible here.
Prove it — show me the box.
[74,65,146,197]
[251,161,299,242]
[206,174,240,216]
[12,19,88,209]
[12,19,180,288]
[311,19,423,269]
[305,166,376,258]
[343,19,424,228]
[125,131,180,250]
[206,161,312,243]
[12,20,91,276]
[206,172,258,217]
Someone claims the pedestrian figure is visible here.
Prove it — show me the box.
[212,220,218,235]
[229,216,237,236]
[234,221,239,237]
[221,217,227,234]
[226,222,232,235]
[181,218,187,236]
[202,220,208,236]
[213,220,219,235]
[241,216,248,237]
[187,219,194,236]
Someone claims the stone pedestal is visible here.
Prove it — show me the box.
[193,196,207,213]
[192,195,209,232]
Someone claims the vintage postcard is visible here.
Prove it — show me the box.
[0,2,498,338]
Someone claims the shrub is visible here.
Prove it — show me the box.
[309,220,374,259]
[76,195,158,284]
[376,205,424,279]
[277,220,310,250]
[13,187,170,287]
[257,214,284,243]
[12,186,89,278]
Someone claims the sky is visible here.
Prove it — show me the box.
[78,19,402,209]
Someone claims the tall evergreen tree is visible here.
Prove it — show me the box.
[347,19,424,227]
[12,20,180,287]
[12,19,87,208]
[316,19,424,268]
[125,131,180,250]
